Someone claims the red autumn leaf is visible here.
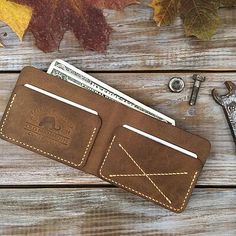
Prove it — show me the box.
[11,0,137,52]
[86,0,139,10]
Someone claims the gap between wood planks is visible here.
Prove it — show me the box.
[0,185,235,189]
[1,70,236,74]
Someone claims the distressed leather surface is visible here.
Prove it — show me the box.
[0,67,211,212]
[0,85,101,168]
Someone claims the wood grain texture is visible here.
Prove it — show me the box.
[0,3,235,233]
[0,72,235,186]
[0,188,235,235]
[0,1,236,71]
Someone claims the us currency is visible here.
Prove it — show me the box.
[47,60,175,125]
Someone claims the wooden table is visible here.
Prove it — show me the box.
[0,2,235,235]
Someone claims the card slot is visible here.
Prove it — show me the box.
[116,114,211,165]
[0,85,102,169]
[24,83,99,116]
[99,125,203,212]
[123,124,197,159]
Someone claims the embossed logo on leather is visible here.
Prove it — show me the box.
[24,107,74,146]
[39,116,61,131]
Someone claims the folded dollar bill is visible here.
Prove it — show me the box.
[47,59,175,126]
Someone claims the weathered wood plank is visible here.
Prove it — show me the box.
[0,188,235,235]
[0,2,236,71]
[0,72,235,185]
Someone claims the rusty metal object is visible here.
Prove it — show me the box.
[212,81,236,144]
[168,77,185,93]
[189,74,206,106]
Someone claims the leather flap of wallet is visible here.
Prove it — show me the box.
[0,85,101,168]
[99,126,204,213]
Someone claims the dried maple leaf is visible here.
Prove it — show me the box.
[0,0,32,46]
[86,0,139,10]
[150,0,235,40]
[11,0,137,52]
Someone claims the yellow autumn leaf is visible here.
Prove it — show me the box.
[149,0,180,26]
[150,0,221,40]
[0,0,32,44]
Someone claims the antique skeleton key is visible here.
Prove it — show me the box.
[212,81,236,145]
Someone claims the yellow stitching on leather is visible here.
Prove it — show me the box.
[119,143,171,204]
[0,94,97,167]
[99,136,199,212]
[109,172,188,177]
[80,127,97,166]
[0,94,16,133]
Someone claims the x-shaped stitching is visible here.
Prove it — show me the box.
[109,143,188,204]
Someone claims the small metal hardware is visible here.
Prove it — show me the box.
[189,74,206,106]
[212,81,236,145]
[168,77,185,93]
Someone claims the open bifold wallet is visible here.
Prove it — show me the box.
[0,67,211,213]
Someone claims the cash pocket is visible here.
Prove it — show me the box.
[0,85,101,168]
[99,125,204,212]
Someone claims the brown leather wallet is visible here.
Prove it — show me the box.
[0,67,211,212]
